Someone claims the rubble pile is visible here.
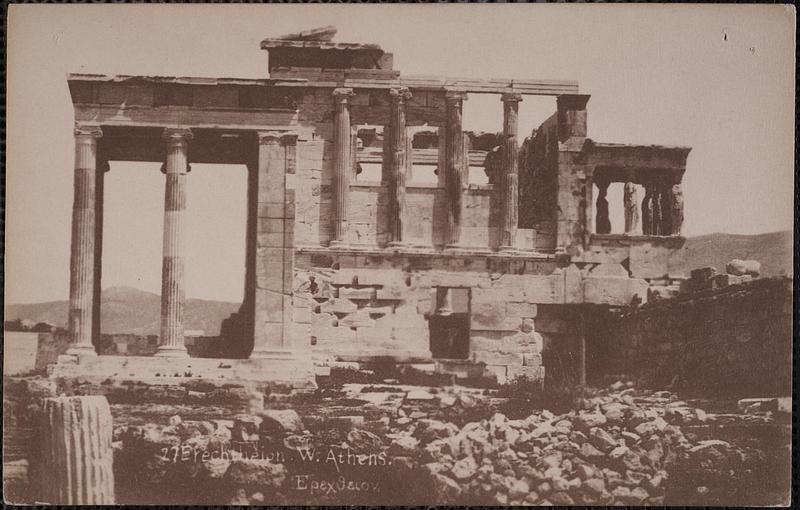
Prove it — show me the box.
[103,379,787,505]
[389,382,714,505]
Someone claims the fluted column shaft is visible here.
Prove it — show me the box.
[499,93,522,251]
[444,90,467,247]
[387,87,412,246]
[41,396,115,504]
[331,88,355,246]
[92,158,109,349]
[157,128,192,357]
[68,125,102,356]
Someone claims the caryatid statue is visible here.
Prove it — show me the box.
[669,183,684,235]
[623,182,639,234]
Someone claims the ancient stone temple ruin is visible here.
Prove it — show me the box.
[55,26,690,388]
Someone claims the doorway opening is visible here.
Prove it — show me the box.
[429,287,470,359]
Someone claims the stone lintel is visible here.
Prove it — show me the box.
[295,243,556,261]
[444,89,468,102]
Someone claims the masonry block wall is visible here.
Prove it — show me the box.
[590,277,793,397]
[292,252,555,382]
[519,113,559,251]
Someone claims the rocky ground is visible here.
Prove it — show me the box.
[109,379,789,506]
[3,374,791,506]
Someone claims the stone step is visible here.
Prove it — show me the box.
[47,354,317,391]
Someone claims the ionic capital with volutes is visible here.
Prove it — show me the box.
[74,124,103,143]
[444,88,468,104]
[332,88,355,103]
[258,130,299,146]
[501,92,523,104]
[389,87,413,104]
[162,127,193,147]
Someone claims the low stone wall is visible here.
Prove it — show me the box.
[97,334,226,358]
[3,332,70,375]
[591,277,792,397]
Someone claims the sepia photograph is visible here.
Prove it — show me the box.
[3,4,795,506]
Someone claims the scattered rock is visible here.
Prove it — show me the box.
[726,259,760,277]
[261,409,304,435]
[431,473,462,503]
[346,428,383,453]
[406,389,435,400]
[548,491,575,505]
[223,459,287,488]
[438,394,457,408]
[451,455,478,480]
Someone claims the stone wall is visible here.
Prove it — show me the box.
[3,332,41,375]
[590,277,793,397]
[519,113,559,251]
[292,251,557,383]
[3,332,71,375]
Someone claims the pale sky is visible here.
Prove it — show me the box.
[5,4,795,304]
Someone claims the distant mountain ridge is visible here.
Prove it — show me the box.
[4,286,239,336]
[5,231,792,334]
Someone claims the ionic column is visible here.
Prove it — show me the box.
[595,180,611,234]
[499,93,522,251]
[387,87,412,246]
[669,182,684,235]
[67,125,103,356]
[330,88,355,247]
[92,157,109,349]
[156,127,192,357]
[623,182,639,234]
[444,90,468,248]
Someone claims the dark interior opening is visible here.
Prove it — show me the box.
[429,288,470,359]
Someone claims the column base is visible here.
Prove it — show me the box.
[498,245,519,254]
[386,241,411,249]
[444,244,492,255]
[154,346,189,358]
[328,240,351,249]
[65,345,97,357]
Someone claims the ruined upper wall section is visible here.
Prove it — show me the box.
[261,26,396,76]
[260,26,579,96]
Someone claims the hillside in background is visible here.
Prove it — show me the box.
[676,230,793,278]
[5,231,792,334]
[4,286,239,336]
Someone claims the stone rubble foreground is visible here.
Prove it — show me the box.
[109,380,785,505]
